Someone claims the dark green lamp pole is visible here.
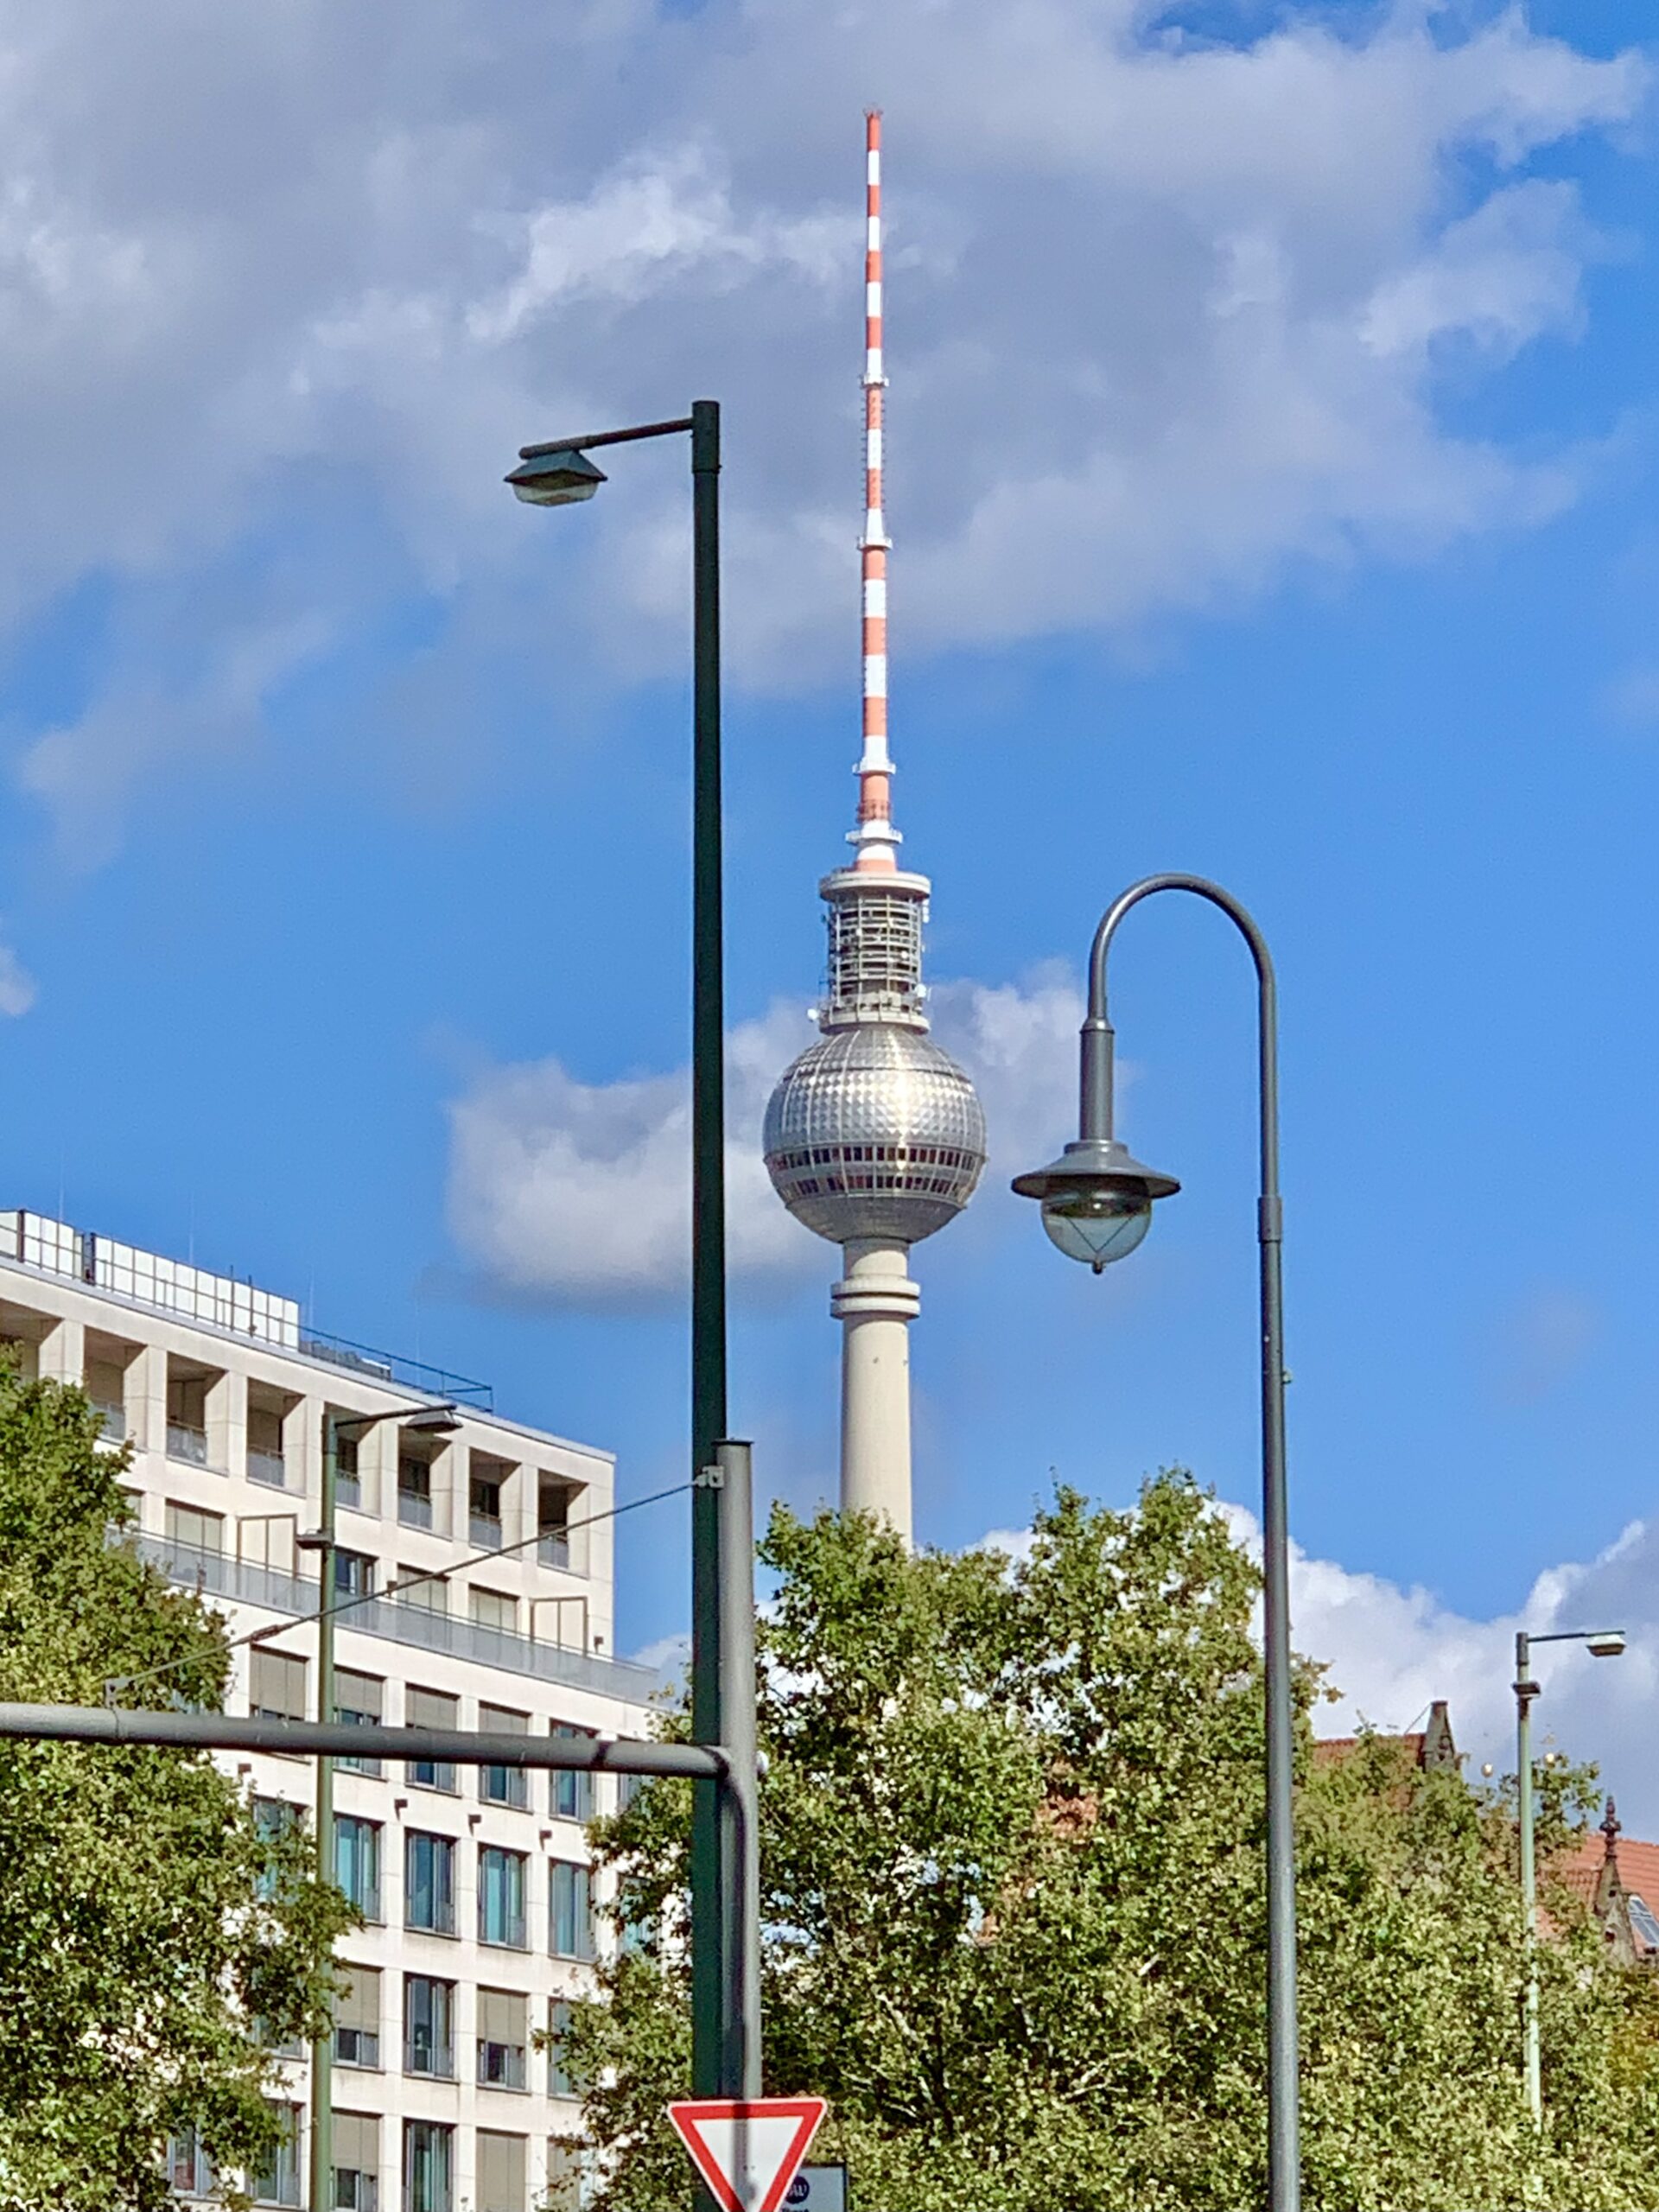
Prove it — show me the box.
[506,406,732,2107]
[1013,872,1300,2212]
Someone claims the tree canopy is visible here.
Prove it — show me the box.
[565,1474,1659,2211]
[0,1364,351,2209]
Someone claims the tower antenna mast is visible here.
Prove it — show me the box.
[763,113,986,1541]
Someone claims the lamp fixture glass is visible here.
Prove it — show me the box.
[1586,1631,1627,1659]
[1040,1189,1153,1271]
[505,448,607,506]
[1011,1137,1180,1274]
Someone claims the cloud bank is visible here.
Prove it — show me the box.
[0,2,1638,852]
[445,965,1082,1306]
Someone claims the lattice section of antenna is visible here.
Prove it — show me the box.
[818,878,929,1028]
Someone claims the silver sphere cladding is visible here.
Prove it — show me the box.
[764,1024,988,1245]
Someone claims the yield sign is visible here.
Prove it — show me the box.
[667,2096,827,2212]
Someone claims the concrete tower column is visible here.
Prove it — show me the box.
[830,1240,920,1541]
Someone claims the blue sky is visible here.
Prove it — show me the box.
[0,1,1656,1807]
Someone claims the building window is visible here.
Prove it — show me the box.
[166,2124,213,2196]
[547,1998,581,2101]
[544,2139,583,2212]
[334,1815,382,1923]
[334,1548,376,1605]
[334,1669,384,1777]
[478,1846,527,1949]
[471,1587,518,1636]
[475,2129,525,2212]
[251,2101,302,2206]
[334,1962,380,2070]
[469,1459,507,1549]
[551,1726,594,1824]
[403,1975,454,2079]
[480,1705,529,1810]
[405,1686,458,1792]
[537,1475,575,1568]
[249,1649,307,1738]
[397,1455,434,1529]
[402,2120,453,2212]
[397,1562,448,1617]
[404,1830,455,1936]
[329,1418,362,1511]
[549,1859,594,1961]
[476,1986,528,2091]
[333,2110,378,2212]
[164,1501,224,1557]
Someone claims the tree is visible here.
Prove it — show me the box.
[0,1363,352,2209]
[563,1474,1659,2212]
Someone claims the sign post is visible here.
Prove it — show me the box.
[668,2096,827,2212]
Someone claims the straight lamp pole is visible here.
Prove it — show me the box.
[307,1402,457,2212]
[505,406,734,2107]
[1511,1624,1625,2126]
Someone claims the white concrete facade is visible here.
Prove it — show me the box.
[0,1213,651,2212]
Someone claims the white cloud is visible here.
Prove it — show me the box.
[1224,1499,1659,1831]
[444,966,1083,1306]
[0,941,35,1017]
[983,1497,1659,1833]
[0,3,1637,849]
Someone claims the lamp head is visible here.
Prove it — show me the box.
[505,448,607,506]
[1011,1138,1180,1273]
[1586,1630,1627,1659]
[404,1404,461,1437]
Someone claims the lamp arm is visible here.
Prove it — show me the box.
[1085,873,1279,1208]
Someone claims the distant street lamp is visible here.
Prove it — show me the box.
[1512,1624,1626,2123]
[1012,872,1301,2212]
[306,1401,458,2212]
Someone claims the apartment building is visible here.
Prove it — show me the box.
[0,1210,656,2212]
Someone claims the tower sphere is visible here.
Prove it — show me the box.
[764,1023,986,1246]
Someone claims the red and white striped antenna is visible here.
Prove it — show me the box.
[851,108,899,875]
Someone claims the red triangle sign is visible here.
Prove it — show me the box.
[667,2096,827,2212]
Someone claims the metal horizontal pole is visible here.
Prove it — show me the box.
[0,1702,725,1779]
[518,416,695,461]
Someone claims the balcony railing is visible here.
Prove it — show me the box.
[469,1512,504,1551]
[538,1530,571,1570]
[247,1446,286,1489]
[397,1491,434,1530]
[91,1400,126,1443]
[132,1535,655,1700]
[166,1421,207,1466]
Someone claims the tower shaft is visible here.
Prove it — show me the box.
[832,1240,919,1541]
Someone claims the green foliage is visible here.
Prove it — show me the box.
[0,1367,353,2209]
[563,1474,1659,2211]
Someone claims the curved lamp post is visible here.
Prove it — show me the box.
[1012,872,1300,2212]
[1513,1624,1626,2124]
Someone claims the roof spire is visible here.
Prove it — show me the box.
[851,107,899,874]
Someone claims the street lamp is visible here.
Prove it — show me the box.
[1012,872,1301,2212]
[306,1401,459,2212]
[1512,1624,1626,2123]
[505,405,740,2104]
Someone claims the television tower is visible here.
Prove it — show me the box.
[764,111,986,1541]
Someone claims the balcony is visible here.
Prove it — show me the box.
[132,1535,656,1700]
[469,1512,504,1552]
[398,1491,434,1530]
[92,1401,126,1445]
[166,1421,207,1466]
[537,1531,570,1570]
[247,1447,286,1490]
